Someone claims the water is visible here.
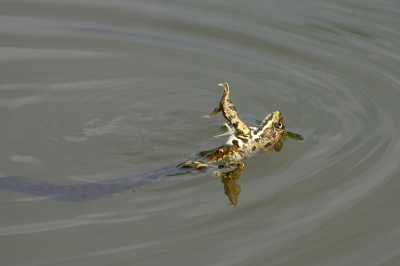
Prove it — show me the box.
[1,0,400,265]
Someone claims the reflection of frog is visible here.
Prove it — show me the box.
[0,82,291,205]
[219,162,247,206]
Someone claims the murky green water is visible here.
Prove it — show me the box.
[1,1,400,265]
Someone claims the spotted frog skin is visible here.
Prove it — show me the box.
[0,82,287,205]
[181,82,286,169]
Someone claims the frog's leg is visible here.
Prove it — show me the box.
[213,123,234,138]
[205,82,251,137]
[177,146,239,170]
[205,105,222,118]
[177,161,209,169]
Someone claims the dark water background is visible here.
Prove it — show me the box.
[1,0,400,265]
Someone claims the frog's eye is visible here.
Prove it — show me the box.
[274,122,284,130]
[218,149,224,154]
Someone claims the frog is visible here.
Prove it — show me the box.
[181,82,286,168]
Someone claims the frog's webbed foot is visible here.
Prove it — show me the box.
[204,105,222,118]
[218,82,231,94]
[177,161,209,169]
[204,82,230,119]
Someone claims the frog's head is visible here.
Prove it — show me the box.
[258,111,285,133]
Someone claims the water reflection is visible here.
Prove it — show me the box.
[219,162,245,207]
[180,136,288,206]
[215,134,298,206]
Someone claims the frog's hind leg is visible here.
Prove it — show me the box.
[219,83,251,137]
[205,82,251,137]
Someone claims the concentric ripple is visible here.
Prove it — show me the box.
[1,0,400,265]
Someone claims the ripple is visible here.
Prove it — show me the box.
[1,0,400,265]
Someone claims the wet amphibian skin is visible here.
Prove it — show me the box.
[205,82,286,161]
[178,82,286,173]
[0,82,291,206]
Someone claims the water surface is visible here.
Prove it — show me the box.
[1,0,400,265]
